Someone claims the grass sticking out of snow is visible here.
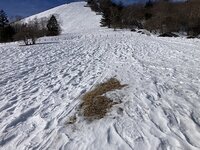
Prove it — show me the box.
[81,78,126,120]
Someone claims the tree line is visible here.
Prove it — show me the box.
[88,0,200,36]
[0,10,61,45]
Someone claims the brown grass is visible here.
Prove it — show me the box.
[81,78,126,120]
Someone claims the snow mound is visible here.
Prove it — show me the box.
[24,2,101,33]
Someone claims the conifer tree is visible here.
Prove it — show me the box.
[0,9,15,42]
[0,10,9,28]
[47,15,61,36]
[145,0,154,8]
[99,0,112,28]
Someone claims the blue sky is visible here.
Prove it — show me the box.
[0,0,145,17]
[0,0,79,17]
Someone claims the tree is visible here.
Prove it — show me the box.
[13,17,49,45]
[0,10,9,28]
[14,24,29,45]
[0,25,15,42]
[100,11,111,27]
[145,0,154,8]
[0,10,15,42]
[88,0,99,12]
[14,20,43,45]
[9,15,23,23]
[110,6,122,30]
[99,0,113,27]
[47,15,61,36]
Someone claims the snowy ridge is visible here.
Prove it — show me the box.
[24,2,101,33]
[1,2,200,150]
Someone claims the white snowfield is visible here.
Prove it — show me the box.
[1,2,200,150]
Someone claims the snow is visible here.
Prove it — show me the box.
[1,2,200,150]
[23,2,101,33]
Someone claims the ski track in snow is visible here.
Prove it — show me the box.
[1,2,200,150]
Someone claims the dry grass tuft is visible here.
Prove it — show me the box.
[81,78,126,120]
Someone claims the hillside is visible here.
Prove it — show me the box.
[0,2,200,150]
[24,2,101,33]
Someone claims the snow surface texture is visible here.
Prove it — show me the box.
[1,2,200,150]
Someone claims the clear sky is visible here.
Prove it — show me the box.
[0,0,146,17]
[0,0,80,17]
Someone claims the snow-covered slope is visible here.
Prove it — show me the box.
[24,2,101,33]
[1,2,200,150]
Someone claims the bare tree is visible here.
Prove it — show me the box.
[14,20,41,45]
